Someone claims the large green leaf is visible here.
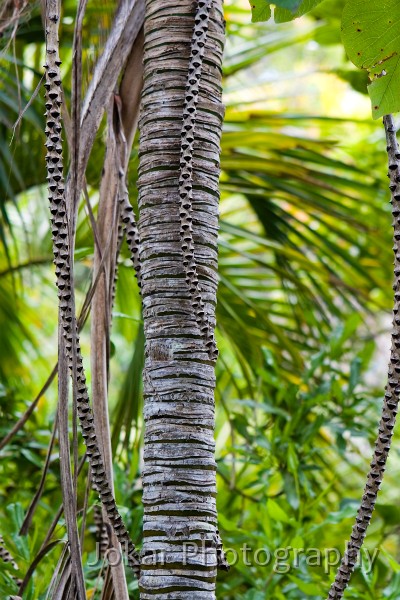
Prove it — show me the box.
[342,0,400,119]
[216,104,390,382]
[250,0,323,23]
[250,1,271,22]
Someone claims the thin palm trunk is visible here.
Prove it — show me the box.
[138,0,225,597]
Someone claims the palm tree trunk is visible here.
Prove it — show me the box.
[137,0,225,597]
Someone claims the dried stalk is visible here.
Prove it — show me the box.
[58,332,86,599]
[79,0,145,193]
[91,103,130,600]
[88,31,144,595]
[19,416,58,535]
[0,363,57,451]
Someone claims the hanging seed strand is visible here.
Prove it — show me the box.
[93,505,112,557]
[110,219,124,324]
[118,177,142,287]
[327,114,400,599]
[44,0,139,575]
[179,0,218,361]
[179,0,228,569]
[178,0,228,569]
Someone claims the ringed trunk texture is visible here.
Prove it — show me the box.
[137,0,225,598]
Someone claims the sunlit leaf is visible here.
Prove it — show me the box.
[249,0,323,23]
[342,0,400,118]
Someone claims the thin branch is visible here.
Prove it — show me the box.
[0,363,58,451]
[41,454,87,551]
[58,332,86,600]
[10,74,45,145]
[18,540,61,597]
[88,30,145,594]
[90,101,130,600]
[0,257,51,278]
[19,415,58,535]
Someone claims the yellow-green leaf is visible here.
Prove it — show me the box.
[267,499,291,523]
[342,0,400,119]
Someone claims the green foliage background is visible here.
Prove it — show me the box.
[1,0,400,598]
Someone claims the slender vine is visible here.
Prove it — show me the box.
[44,0,139,575]
[179,0,218,361]
[327,114,400,598]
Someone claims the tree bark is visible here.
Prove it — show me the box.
[137,1,225,598]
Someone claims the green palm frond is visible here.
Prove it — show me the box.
[216,106,389,380]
